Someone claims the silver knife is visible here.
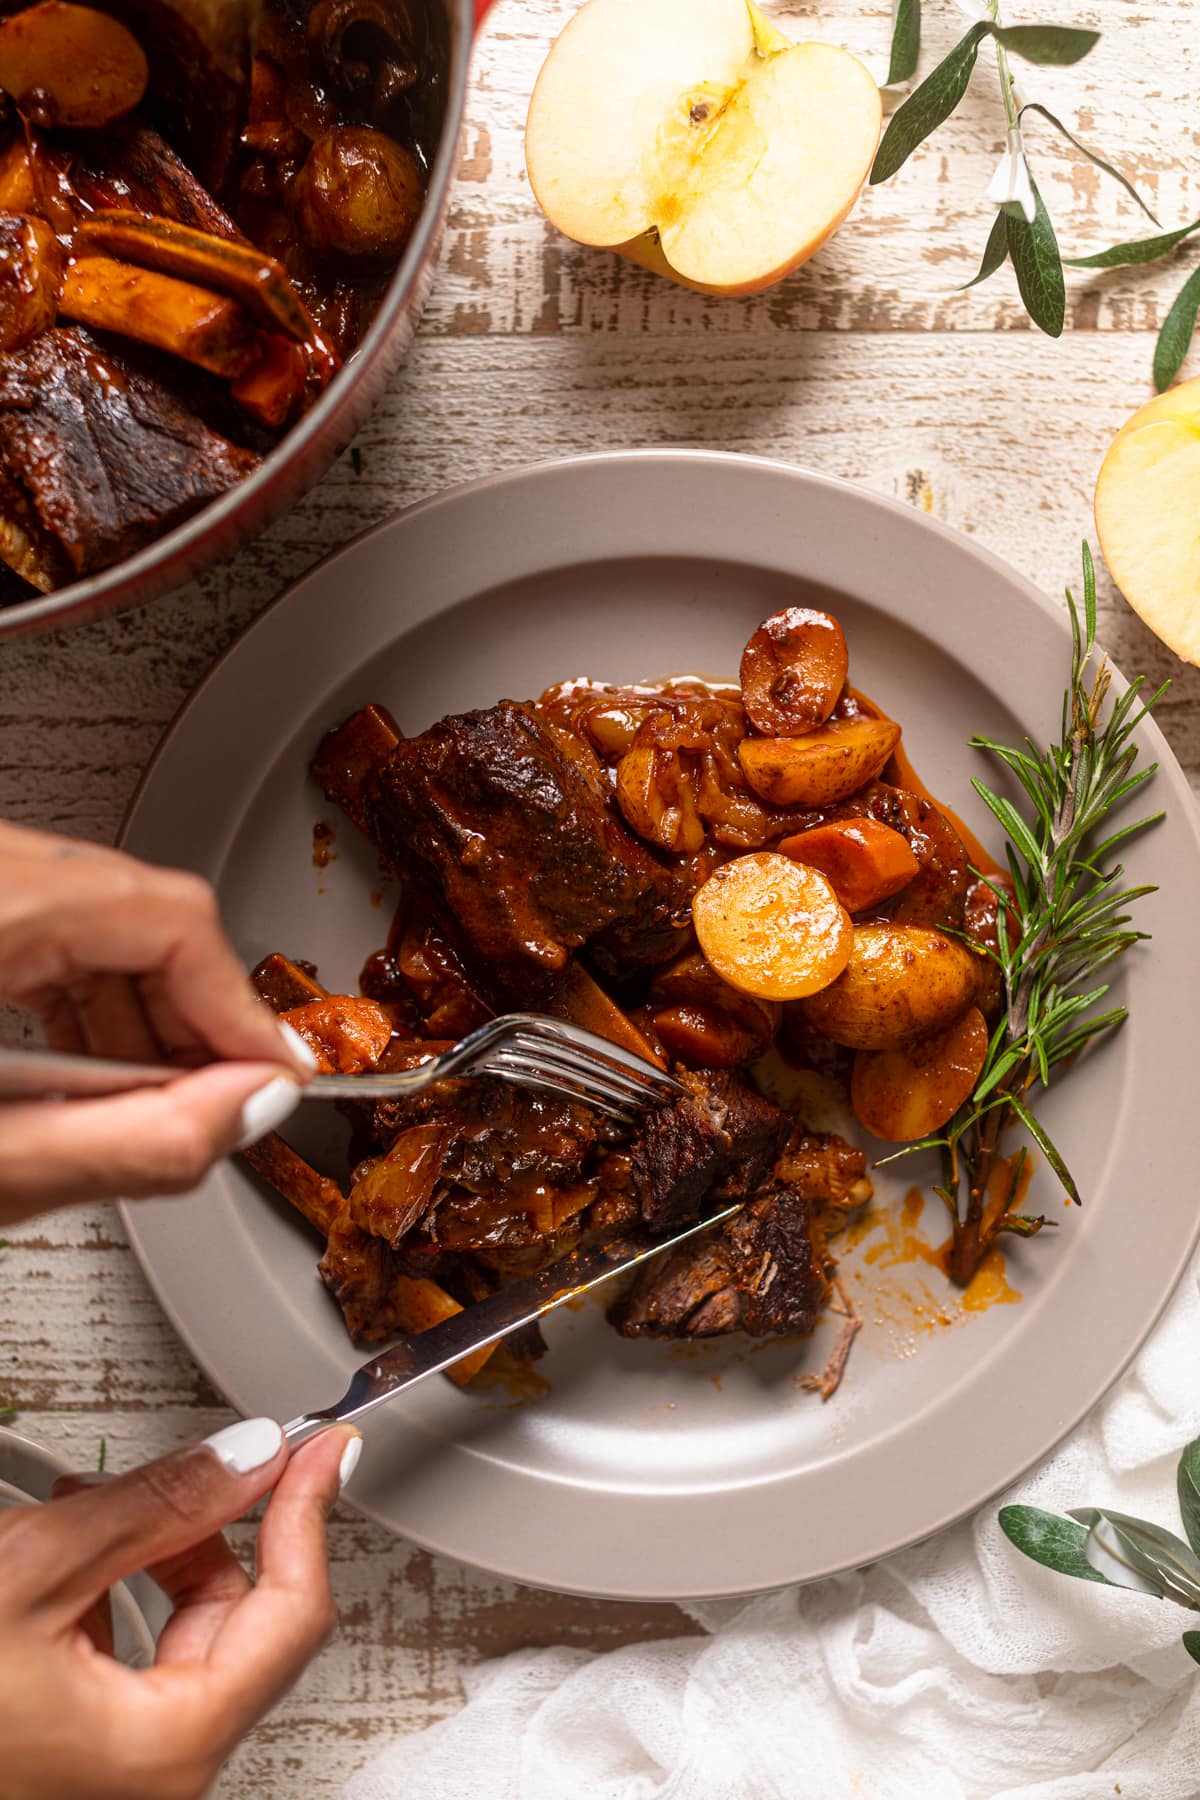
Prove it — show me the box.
[281,1204,740,1448]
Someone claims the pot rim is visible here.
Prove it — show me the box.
[0,0,475,640]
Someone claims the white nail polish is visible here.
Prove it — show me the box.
[278,1020,320,1074]
[338,1434,363,1491]
[237,1075,300,1147]
[203,1417,284,1475]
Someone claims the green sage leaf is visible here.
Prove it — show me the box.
[1177,1438,1200,1558]
[871,22,989,185]
[1154,262,1200,392]
[961,210,1009,290]
[993,25,1100,66]
[1006,182,1066,338]
[998,1505,1112,1584]
[1183,1630,1200,1665]
[1070,1509,1200,1607]
[1019,104,1157,224]
[1066,219,1200,271]
[887,0,921,85]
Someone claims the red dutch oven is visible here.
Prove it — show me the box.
[0,0,499,639]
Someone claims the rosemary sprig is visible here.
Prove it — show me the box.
[889,543,1165,1286]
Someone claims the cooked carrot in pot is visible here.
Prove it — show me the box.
[740,606,848,736]
[851,1006,989,1140]
[59,254,259,377]
[738,717,902,809]
[0,2,147,128]
[73,210,314,342]
[801,923,985,1049]
[692,851,853,1002]
[229,333,308,428]
[777,818,919,913]
[0,212,60,351]
[0,139,36,212]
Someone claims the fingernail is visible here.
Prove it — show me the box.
[203,1417,284,1475]
[237,1075,300,1148]
[278,1020,320,1075]
[338,1431,363,1491]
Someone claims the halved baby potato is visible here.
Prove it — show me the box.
[800,922,984,1049]
[777,817,919,913]
[739,606,848,736]
[851,1006,989,1140]
[738,717,901,808]
[692,850,853,1002]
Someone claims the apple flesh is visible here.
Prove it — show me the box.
[524,0,881,298]
[1095,376,1200,665]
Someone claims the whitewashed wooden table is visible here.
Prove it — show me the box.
[2,2,1199,1791]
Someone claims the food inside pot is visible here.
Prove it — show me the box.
[0,0,446,605]
[242,606,1002,1400]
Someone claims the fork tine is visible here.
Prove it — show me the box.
[499,1036,665,1103]
[482,1048,645,1116]
[509,1016,685,1097]
[484,1059,637,1124]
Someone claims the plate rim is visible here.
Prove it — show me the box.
[118,448,1200,1599]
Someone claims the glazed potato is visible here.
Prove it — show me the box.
[291,125,425,265]
[692,851,853,1002]
[777,818,919,913]
[0,1,147,127]
[800,922,984,1049]
[738,717,901,808]
[851,1006,989,1141]
[740,607,849,735]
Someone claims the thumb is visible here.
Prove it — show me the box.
[3,1418,288,1628]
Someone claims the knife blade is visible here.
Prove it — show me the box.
[282,1203,741,1449]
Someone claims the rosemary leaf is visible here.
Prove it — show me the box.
[1006,181,1066,337]
[1020,103,1158,223]
[1154,262,1200,392]
[870,22,990,185]
[887,0,921,85]
[992,24,1100,66]
[961,210,1010,290]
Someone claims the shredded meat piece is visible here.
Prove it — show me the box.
[611,1183,829,1340]
[629,1068,787,1228]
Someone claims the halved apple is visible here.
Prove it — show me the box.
[524,0,881,298]
[1095,377,1200,665]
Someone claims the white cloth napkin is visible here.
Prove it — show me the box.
[343,1255,1200,1800]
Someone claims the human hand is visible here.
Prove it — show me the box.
[0,1417,361,1800]
[0,821,314,1223]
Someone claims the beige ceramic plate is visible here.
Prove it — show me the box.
[120,451,1200,1599]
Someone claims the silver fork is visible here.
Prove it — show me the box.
[0,1014,685,1127]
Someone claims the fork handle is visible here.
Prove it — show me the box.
[0,1046,181,1100]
